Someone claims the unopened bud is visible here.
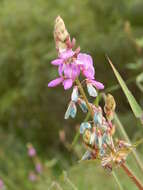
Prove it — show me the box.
[54,16,70,52]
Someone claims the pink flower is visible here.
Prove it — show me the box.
[48,49,80,90]
[76,53,95,79]
[86,79,104,90]
[27,144,36,157]
[86,79,104,97]
[48,50,100,90]
[51,49,75,66]
[35,163,42,173]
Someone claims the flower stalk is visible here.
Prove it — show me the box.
[121,163,143,190]
[75,78,94,118]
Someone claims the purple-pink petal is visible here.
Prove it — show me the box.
[77,53,95,79]
[59,49,75,59]
[63,79,73,90]
[82,65,95,79]
[77,53,93,67]
[51,59,63,66]
[91,80,104,89]
[48,77,63,87]
[64,64,80,80]
[71,63,80,79]
[64,64,72,78]
[58,63,64,76]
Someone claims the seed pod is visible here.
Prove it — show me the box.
[97,130,102,149]
[83,129,91,144]
[99,146,105,157]
[87,83,97,97]
[78,98,88,113]
[71,86,78,102]
[104,94,116,121]
[94,112,102,125]
[80,122,91,134]
[90,132,97,146]
[64,101,77,119]
[81,150,92,161]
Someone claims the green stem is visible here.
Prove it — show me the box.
[71,86,100,148]
[75,78,94,117]
[71,78,97,148]
[71,112,90,148]
[112,171,124,190]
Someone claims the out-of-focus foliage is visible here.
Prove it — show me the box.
[0,0,143,189]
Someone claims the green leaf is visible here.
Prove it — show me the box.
[107,56,143,118]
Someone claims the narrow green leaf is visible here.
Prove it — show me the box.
[107,56,143,118]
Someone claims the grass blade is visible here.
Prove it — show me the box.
[107,56,143,119]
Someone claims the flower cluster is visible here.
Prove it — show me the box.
[48,16,104,91]
[27,143,43,182]
[48,16,132,172]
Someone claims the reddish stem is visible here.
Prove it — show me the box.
[121,163,143,190]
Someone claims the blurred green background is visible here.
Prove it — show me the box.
[0,0,143,189]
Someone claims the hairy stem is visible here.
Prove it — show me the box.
[71,78,97,148]
[121,163,143,190]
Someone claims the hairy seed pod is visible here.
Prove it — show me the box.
[83,129,91,144]
[104,94,116,121]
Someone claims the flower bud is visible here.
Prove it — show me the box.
[54,16,70,52]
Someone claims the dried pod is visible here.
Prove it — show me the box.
[83,129,91,144]
[78,98,88,113]
[80,122,91,134]
[87,83,97,97]
[71,86,79,102]
[94,112,102,125]
[104,94,116,121]
[81,150,92,161]
[64,101,77,119]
